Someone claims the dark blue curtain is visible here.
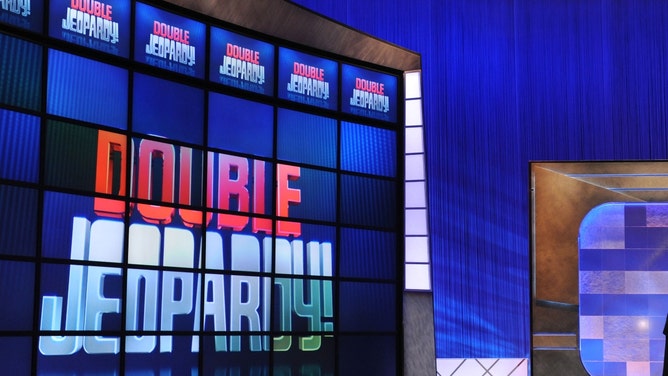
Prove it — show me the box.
[293,0,668,359]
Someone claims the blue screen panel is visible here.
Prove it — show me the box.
[126,336,200,374]
[202,336,270,375]
[208,92,273,157]
[0,337,32,376]
[0,185,38,257]
[129,137,206,211]
[273,335,335,375]
[47,49,128,129]
[49,0,131,57]
[207,152,273,224]
[37,338,121,374]
[273,277,334,334]
[339,281,396,332]
[0,109,40,182]
[340,227,396,279]
[284,166,336,223]
[579,203,668,376]
[277,108,336,168]
[278,47,338,110]
[132,73,204,144]
[0,33,42,111]
[40,262,123,332]
[0,0,44,32]
[338,335,397,376]
[299,223,336,275]
[341,121,396,177]
[42,191,100,260]
[0,261,35,331]
[272,224,336,274]
[342,64,398,122]
[340,175,397,229]
[135,2,205,78]
[210,27,275,95]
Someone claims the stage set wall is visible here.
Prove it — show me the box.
[0,0,422,375]
[294,0,668,364]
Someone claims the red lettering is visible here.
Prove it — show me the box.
[217,154,249,231]
[355,78,385,95]
[276,164,301,237]
[94,130,128,218]
[293,62,324,81]
[226,43,260,64]
[178,148,213,228]
[136,140,176,225]
[93,139,305,234]
[153,21,190,44]
[70,0,112,21]
[252,160,272,233]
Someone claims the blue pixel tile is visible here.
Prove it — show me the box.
[624,295,649,316]
[624,227,648,249]
[580,339,604,361]
[624,205,646,226]
[579,249,603,270]
[603,362,626,376]
[580,294,605,316]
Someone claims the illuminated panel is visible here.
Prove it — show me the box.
[341,121,396,177]
[277,108,337,168]
[208,92,273,157]
[286,166,336,223]
[340,174,397,229]
[202,335,270,374]
[0,2,404,374]
[342,63,397,123]
[207,152,273,230]
[339,227,396,280]
[0,337,31,375]
[128,137,206,224]
[0,261,35,331]
[0,109,40,182]
[0,33,42,111]
[273,336,335,375]
[210,27,275,95]
[339,281,396,332]
[278,47,338,110]
[125,336,199,374]
[0,185,38,257]
[339,335,397,376]
[49,0,131,57]
[132,73,204,144]
[403,70,431,291]
[42,191,126,260]
[47,49,128,129]
[579,203,668,376]
[135,2,205,78]
[0,0,44,32]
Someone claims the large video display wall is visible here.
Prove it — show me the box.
[0,1,403,375]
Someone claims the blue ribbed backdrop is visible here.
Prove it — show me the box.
[292,0,668,359]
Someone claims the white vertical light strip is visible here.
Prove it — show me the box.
[404,70,431,291]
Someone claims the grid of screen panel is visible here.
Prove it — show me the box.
[579,203,668,376]
[0,1,403,375]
